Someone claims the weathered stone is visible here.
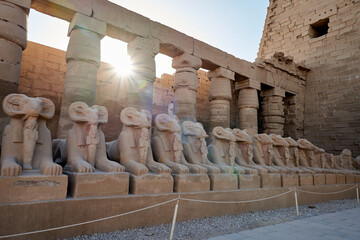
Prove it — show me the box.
[259,173,282,188]
[193,39,227,68]
[281,174,299,187]
[313,174,326,185]
[50,0,93,16]
[68,12,107,36]
[173,174,210,192]
[238,174,261,189]
[325,174,336,185]
[336,174,346,184]
[208,173,238,190]
[209,99,230,130]
[65,170,129,198]
[207,67,235,80]
[235,79,261,91]
[345,174,355,184]
[5,0,31,9]
[299,174,314,186]
[208,78,232,101]
[172,53,201,69]
[130,173,173,194]
[238,88,259,136]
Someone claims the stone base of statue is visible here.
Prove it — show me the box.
[299,174,313,186]
[173,174,210,193]
[259,173,281,188]
[0,170,68,204]
[208,173,238,191]
[313,174,326,185]
[130,173,173,195]
[65,170,129,198]
[336,174,346,184]
[356,175,360,183]
[238,174,261,189]
[325,174,336,185]
[345,174,356,184]
[281,174,299,187]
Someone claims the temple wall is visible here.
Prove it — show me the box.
[258,0,360,155]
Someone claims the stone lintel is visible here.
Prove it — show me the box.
[68,12,107,37]
[5,0,31,9]
[172,53,202,70]
[127,36,160,56]
[260,87,286,97]
[235,79,261,91]
[207,67,235,80]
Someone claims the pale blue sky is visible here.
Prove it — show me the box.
[28,0,269,76]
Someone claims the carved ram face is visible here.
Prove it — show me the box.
[182,121,207,138]
[3,94,55,119]
[68,102,108,125]
[297,138,316,150]
[155,113,180,133]
[253,133,274,145]
[269,134,289,147]
[232,128,252,144]
[212,126,235,141]
[285,137,298,147]
[120,107,151,128]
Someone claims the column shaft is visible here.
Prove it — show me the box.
[57,13,106,138]
[208,67,234,131]
[260,88,285,136]
[238,88,259,136]
[126,37,158,112]
[172,53,202,122]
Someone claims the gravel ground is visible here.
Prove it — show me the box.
[64,199,359,240]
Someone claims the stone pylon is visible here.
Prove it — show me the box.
[207,67,234,132]
[126,37,159,113]
[57,13,106,138]
[172,53,202,122]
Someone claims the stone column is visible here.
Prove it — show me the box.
[0,0,30,136]
[236,79,260,136]
[207,67,234,131]
[172,53,202,122]
[57,13,106,138]
[260,87,286,136]
[126,37,159,112]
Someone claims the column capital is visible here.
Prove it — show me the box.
[172,53,202,70]
[127,36,159,57]
[5,0,31,9]
[68,13,106,37]
[235,79,260,91]
[260,87,286,97]
[207,67,234,80]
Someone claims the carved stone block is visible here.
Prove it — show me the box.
[259,173,281,188]
[336,174,346,184]
[356,175,360,183]
[0,170,67,203]
[325,174,336,185]
[281,174,299,187]
[65,170,129,198]
[238,174,261,189]
[313,174,326,185]
[345,174,355,184]
[130,173,173,195]
[208,173,238,191]
[173,174,210,193]
[299,174,313,186]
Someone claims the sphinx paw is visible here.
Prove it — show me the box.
[74,161,95,173]
[41,162,63,175]
[1,161,22,176]
[99,160,125,172]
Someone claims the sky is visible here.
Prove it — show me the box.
[28,0,269,77]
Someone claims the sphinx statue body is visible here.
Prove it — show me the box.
[152,104,210,192]
[285,137,314,174]
[269,134,298,174]
[1,94,62,176]
[107,107,173,194]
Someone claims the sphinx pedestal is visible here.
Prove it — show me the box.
[299,174,314,186]
[259,173,281,188]
[0,170,68,203]
[313,174,326,185]
[238,174,261,189]
[130,174,173,195]
[336,174,346,184]
[281,174,299,187]
[65,170,129,198]
[208,173,238,191]
[173,174,210,193]
[325,174,336,185]
[345,174,356,184]
[356,175,360,183]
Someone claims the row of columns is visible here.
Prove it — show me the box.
[0,5,289,138]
